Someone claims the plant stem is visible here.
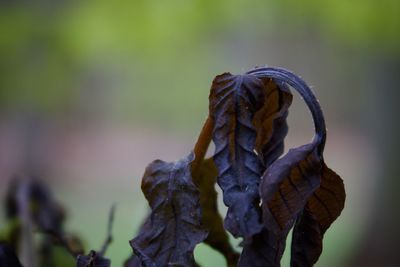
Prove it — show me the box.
[191,116,214,178]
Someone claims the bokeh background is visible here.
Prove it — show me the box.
[0,1,399,266]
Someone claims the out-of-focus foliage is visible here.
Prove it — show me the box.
[279,0,400,52]
[1,0,398,120]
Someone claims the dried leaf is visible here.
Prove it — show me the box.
[209,72,265,238]
[5,178,84,264]
[76,251,110,267]
[130,153,207,267]
[239,139,323,267]
[5,178,65,236]
[0,242,23,267]
[290,164,345,267]
[253,78,292,167]
[195,158,239,266]
[261,140,322,234]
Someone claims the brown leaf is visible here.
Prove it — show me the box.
[239,139,323,267]
[130,153,207,267]
[195,158,239,266]
[253,78,292,167]
[290,164,345,267]
[261,140,322,234]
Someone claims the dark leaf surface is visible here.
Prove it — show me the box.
[240,139,323,267]
[0,242,23,267]
[195,158,239,266]
[130,153,207,267]
[209,73,265,238]
[253,78,292,168]
[238,228,288,267]
[290,164,345,267]
[261,140,322,234]
[123,255,141,267]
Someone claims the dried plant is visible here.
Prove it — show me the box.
[0,67,345,267]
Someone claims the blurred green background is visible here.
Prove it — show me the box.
[1,0,399,266]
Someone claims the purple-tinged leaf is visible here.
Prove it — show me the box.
[290,164,345,267]
[209,73,265,238]
[130,153,207,267]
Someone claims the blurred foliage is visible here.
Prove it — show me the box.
[0,0,398,123]
[280,0,400,52]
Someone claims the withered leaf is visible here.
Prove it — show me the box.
[209,72,265,238]
[5,178,84,265]
[76,251,110,267]
[240,138,323,267]
[130,153,207,267]
[261,139,322,234]
[195,158,239,266]
[243,67,345,266]
[253,78,292,168]
[290,164,345,267]
[0,242,23,267]
[5,178,65,236]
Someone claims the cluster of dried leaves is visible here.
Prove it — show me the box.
[130,67,345,267]
[0,67,345,267]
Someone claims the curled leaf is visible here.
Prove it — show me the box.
[195,158,239,266]
[238,67,339,267]
[130,153,207,267]
[253,78,292,167]
[209,73,265,238]
[261,139,322,235]
[290,164,345,267]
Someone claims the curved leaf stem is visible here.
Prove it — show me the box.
[191,116,214,178]
[247,67,326,154]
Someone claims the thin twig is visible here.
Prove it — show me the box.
[99,204,116,256]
